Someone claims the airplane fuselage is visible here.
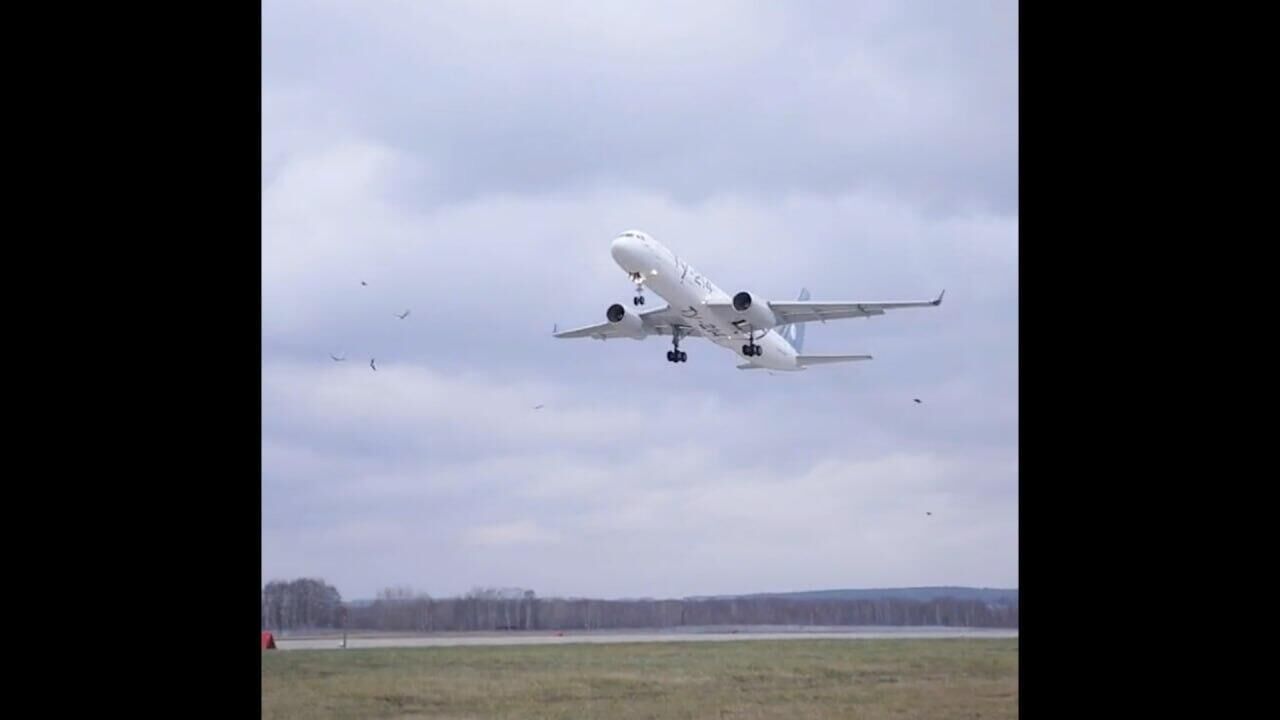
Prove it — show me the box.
[610,230,802,370]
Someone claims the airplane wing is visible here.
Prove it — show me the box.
[767,290,944,325]
[554,304,704,340]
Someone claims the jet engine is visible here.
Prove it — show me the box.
[606,303,646,338]
[731,291,778,331]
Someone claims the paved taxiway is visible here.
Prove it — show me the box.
[274,626,1017,651]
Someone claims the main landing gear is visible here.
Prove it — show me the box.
[630,272,646,306]
[742,330,762,357]
[667,328,687,363]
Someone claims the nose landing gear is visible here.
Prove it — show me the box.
[630,272,646,305]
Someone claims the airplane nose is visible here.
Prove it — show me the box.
[610,235,641,268]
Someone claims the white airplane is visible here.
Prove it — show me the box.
[554,230,943,371]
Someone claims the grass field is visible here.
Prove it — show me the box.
[262,638,1017,719]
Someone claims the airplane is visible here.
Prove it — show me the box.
[554,230,943,371]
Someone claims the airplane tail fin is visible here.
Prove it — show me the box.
[779,287,809,351]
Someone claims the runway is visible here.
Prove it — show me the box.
[274,626,1018,651]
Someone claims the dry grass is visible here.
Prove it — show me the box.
[262,638,1017,719]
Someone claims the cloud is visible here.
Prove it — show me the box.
[464,521,562,548]
[263,0,1017,213]
[262,358,1016,597]
[261,0,1018,599]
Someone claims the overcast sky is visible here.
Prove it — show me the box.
[262,0,1018,601]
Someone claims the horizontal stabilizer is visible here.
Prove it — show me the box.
[797,354,873,366]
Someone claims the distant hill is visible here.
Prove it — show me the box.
[686,587,1018,604]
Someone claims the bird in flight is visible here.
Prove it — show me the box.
[330,354,346,362]
[395,309,411,319]
[370,358,377,371]
[361,281,368,286]
[913,398,922,404]
[926,511,932,516]
[533,404,545,410]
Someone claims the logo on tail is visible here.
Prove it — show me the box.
[780,287,809,352]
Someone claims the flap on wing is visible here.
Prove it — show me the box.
[553,321,622,339]
[554,303,703,340]
[769,292,943,324]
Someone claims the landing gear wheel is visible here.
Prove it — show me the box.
[669,328,686,363]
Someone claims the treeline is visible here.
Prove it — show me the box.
[340,586,1018,632]
[261,578,343,630]
[262,580,1018,632]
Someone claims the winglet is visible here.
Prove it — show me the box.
[932,289,945,306]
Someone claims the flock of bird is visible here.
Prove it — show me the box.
[327,280,410,372]
[328,279,930,511]
[329,279,544,409]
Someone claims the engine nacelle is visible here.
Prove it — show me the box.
[606,303,646,338]
[731,291,778,330]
